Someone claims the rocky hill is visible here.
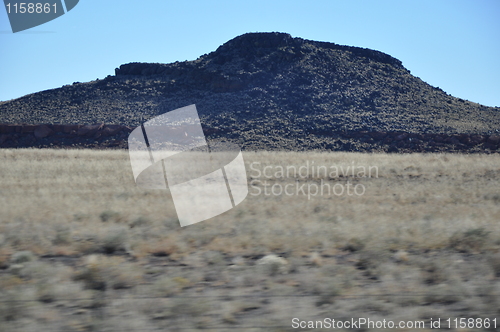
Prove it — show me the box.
[1,32,499,151]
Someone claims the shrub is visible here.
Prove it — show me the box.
[203,251,225,266]
[424,282,467,304]
[73,212,90,222]
[449,228,490,253]
[129,216,150,228]
[73,255,141,291]
[101,227,128,254]
[153,276,190,296]
[315,280,342,306]
[170,298,210,317]
[0,289,32,321]
[257,255,289,276]
[53,225,71,245]
[147,239,178,257]
[153,276,179,296]
[0,247,13,269]
[355,249,388,279]
[36,283,56,303]
[10,250,35,264]
[420,259,448,285]
[73,264,106,291]
[488,253,500,277]
[99,210,121,222]
[344,237,365,252]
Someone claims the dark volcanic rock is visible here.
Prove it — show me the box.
[101,125,123,137]
[0,134,8,145]
[34,125,53,138]
[487,135,500,144]
[63,125,80,133]
[22,125,37,133]
[1,32,499,151]
[77,124,103,137]
[0,123,498,153]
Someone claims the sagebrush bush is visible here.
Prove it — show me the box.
[0,288,34,321]
[73,255,141,291]
[0,247,13,269]
[424,282,468,304]
[257,255,289,276]
[170,298,210,317]
[99,210,121,222]
[488,253,500,277]
[449,228,490,253]
[343,237,365,252]
[315,280,342,306]
[52,225,71,245]
[355,249,388,279]
[101,226,129,254]
[129,216,150,228]
[10,250,35,264]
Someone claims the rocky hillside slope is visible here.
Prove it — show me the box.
[1,123,500,153]
[1,32,499,151]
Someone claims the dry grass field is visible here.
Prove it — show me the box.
[1,149,500,331]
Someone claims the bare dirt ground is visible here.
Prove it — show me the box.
[1,149,500,331]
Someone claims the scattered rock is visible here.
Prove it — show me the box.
[78,124,103,137]
[488,135,500,144]
[34,125,53,138]
[370,131,387,140]
[394,133,408,141]
[63,125,80,133]
[21,125,37,133]
[470,135,485,145]
[101,125,123,137]
[0,134,8,145]
[0,123,498,152]
[0,124,15,134]
[434,135,444,143]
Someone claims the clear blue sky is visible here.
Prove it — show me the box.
[1,0,499,106]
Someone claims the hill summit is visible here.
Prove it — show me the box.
[1,32,499,150]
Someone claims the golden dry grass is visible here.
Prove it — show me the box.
[1,149,500,331]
